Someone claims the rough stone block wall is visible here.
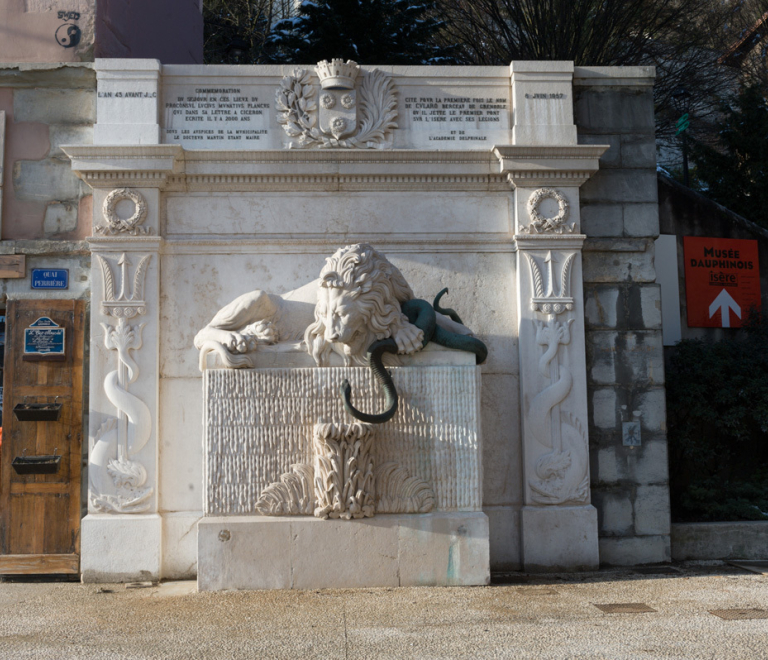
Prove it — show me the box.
[1,64,95,243]
[574,67,671,565]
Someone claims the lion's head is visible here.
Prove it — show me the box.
[304,244,415,366]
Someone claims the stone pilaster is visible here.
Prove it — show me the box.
[93,59,161,145]
[514,216,599,570]
[81,233,162,582]
[76,175,165,581]
[510,61,578,146]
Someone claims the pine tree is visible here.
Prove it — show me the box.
[204,0,288,64]
[692,85,768,228]
[267,0,454,65]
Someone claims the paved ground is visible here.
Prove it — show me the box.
[1,562,767,659]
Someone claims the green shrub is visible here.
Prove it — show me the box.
[667,313,768,521]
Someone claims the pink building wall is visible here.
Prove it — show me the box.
[0,0,202,64]
[0,0,96,63]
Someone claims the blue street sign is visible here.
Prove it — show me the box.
[31,268,69,289]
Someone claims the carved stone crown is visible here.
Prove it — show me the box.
[316,59,360,89]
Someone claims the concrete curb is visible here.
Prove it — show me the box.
[671,521,768,560]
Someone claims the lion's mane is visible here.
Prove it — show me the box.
[305,243,415,366]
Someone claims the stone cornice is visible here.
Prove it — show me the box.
[87,236,163,252]
[514,233,587,251]
[493,145,610,188]
[64,145,608,192]
[63,145,183,188]
[163,233,514,254]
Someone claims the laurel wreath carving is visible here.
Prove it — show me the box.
[96,188,153,236]
[523,188,574,234]
[275,68,397,149]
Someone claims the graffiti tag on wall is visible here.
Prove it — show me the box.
[55,10,81,49]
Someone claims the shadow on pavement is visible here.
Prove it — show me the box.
[491,561,755,586]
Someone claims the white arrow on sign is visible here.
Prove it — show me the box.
[709,288,741,328]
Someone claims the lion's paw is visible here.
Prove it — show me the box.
[394,323,424,355]
[242,320,278,348]
[224,332,250,354]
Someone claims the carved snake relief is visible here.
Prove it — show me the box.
[89,323,152,501]
[340,290,488,424]
[527,319,573,453]
[526,318,590,505]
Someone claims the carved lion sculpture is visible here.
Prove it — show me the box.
[194,243,465,371]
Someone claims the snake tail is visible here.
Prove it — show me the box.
[340,338,399,424]
[433,287,463,325]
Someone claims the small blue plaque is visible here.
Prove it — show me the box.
[622,421,641,447]
[31,268,68,289]
[24,317,66,356]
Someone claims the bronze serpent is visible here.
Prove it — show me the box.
[340,292,487,424]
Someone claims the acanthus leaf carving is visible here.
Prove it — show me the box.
[254,453,435,518]
[97,253,150,319]
[255,464,314,515]
[375,462,435,514]
[312,422,375,519]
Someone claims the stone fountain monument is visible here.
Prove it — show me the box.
[68,56,618,585]
[195,243,490,590]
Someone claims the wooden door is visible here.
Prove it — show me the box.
[0,299,84,574]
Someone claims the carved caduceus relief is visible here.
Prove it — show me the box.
[525,250,589,505]
[89,253,154,513]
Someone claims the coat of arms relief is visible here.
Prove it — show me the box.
[276,59,397,148]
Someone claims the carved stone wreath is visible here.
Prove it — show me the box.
[523,188,574,234]
[275,68,397,149]
[96,188,152,236]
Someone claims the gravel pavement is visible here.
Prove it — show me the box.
[0,562,766,659]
